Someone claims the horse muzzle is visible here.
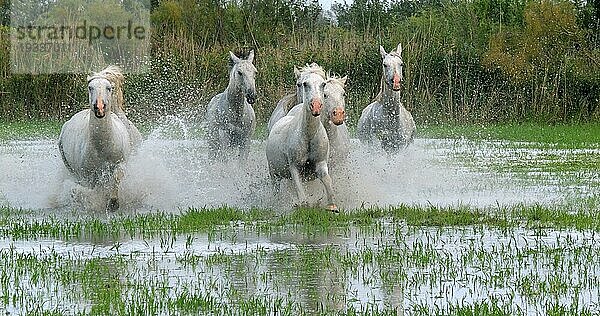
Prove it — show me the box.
[93,102,105,118]
[330,106,345,126]
[246,93,256,105]
[310,99,322,117]
[392,74,402,91]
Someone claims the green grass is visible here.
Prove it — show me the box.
[1,202,599,315]
[2,202,600,240]
[4,119,600,145]
[0,120,63,141]
[420,123,600,147]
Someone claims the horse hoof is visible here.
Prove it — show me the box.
[107,198,119,211]
[326,204,339,213]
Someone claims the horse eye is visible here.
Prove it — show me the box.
[303,82,307,87]
[237,70,243,76]
[324,93,328,99]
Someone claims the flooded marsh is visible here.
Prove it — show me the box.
[0,122,599,315]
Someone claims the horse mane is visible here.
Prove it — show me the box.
[228,50,252,69]
[374,74,385,102]
[298,63,327,80]
[326,72,346,88]
[87,65,125,112]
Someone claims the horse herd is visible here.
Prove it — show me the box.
[57,43,416,212]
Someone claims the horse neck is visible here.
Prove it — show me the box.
[322,118,337,139]
[300,105,321,139]
[225,77,245,114]
[89,111,116,147]
[380,75,402,114]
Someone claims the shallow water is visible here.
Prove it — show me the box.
[0,125,589,211]
[1,222,599,315]
[1,124,600,314]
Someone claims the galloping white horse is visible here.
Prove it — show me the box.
[357,44,416,153]
[266,69,338,212]
[58,66,141,210]
[205,50,257,163]
[288,74,350,161]
[269,64,350,161]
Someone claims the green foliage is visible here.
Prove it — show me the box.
[0,0,599,124]
[484,1,600,120]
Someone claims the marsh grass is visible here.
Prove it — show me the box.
[420,123,600,147]
[0,120,62,141]
[3,117,600,145]
[1,201,600,315]
[2,202,600,241]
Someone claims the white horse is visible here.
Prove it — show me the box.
[58,66,141,210]
[357,43,416,153]
[205,50,257,163]
[266,69,337,212]
[288,74,350,161]
[269,64,350,161]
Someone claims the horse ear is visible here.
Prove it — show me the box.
[229,51,241,64]
[340,76,348,85]
[294,66,301,79]
[379,45,387,59]
[247,50,255,63]
[396,43,403,55]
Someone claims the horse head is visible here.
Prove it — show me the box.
[324,75,347,126]
[294,63,327,104]
[300,71,326,117]
[380,43,404,92]
[229,50,257,104]
[87,76,114,119]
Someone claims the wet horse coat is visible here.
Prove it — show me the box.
[58,66,141,210]
[266,70,337,211]
[357,44,416,153]
[205,50,257,163]
[270,64,350,162]
[288,75,350,162]
[267,63,326,132]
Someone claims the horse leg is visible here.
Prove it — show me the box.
[269,170,282,195]
[315,161,338,213]
[107,166,123,211]
[238,139,250,167]
[207,128,219,161]
[289,166,307,206]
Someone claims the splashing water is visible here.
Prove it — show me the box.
[0,119,573,212]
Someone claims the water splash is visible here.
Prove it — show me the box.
[0,120,575,212]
